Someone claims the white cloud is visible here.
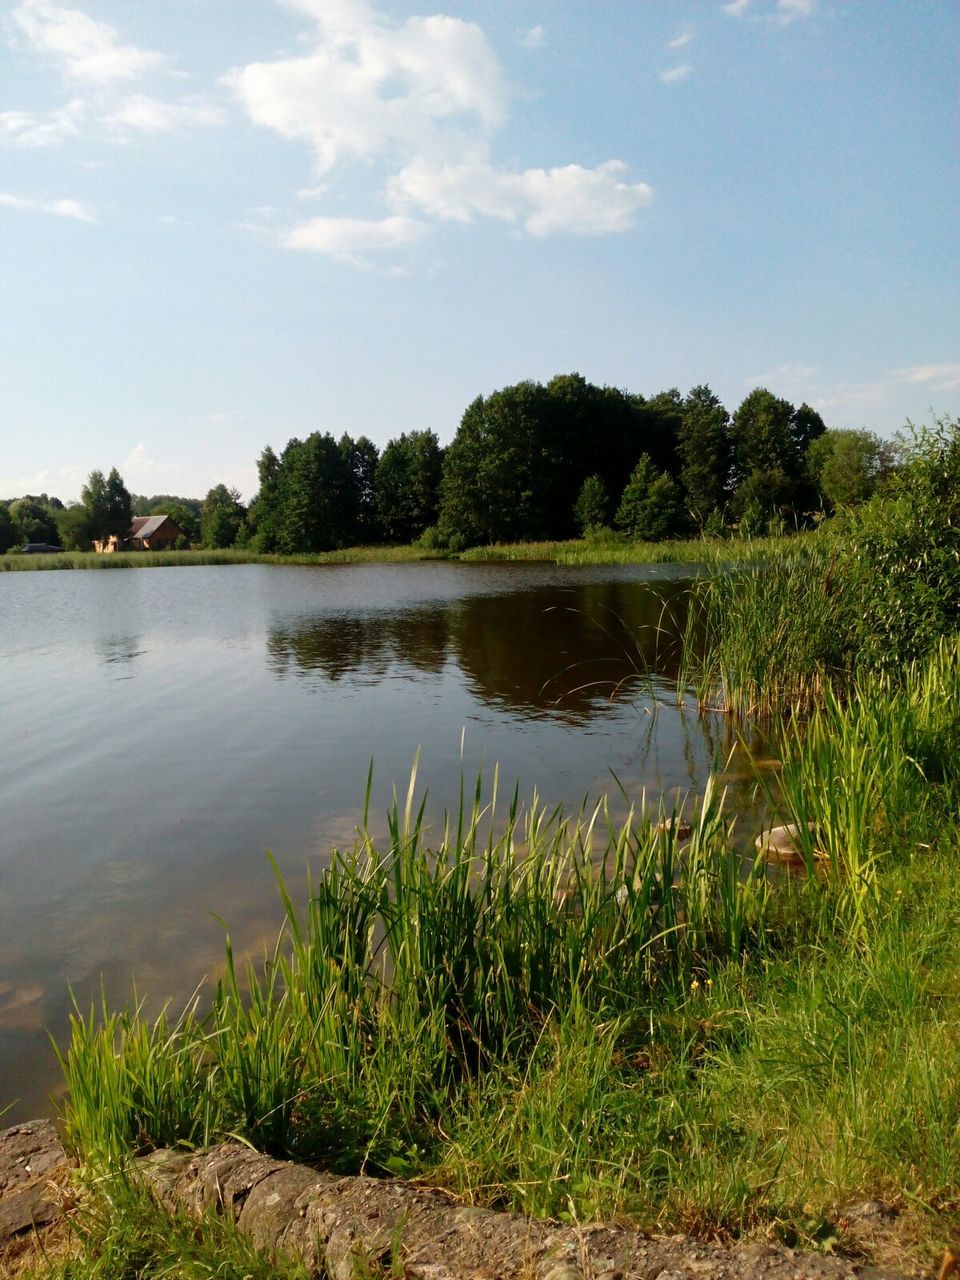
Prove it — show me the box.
[519,25,545,49]
[227,6,509,175]
[229,1,652,259]
[667,24,694,50]
[123,443,177,485]
[389,158,653,237]
[0,190,96,222]
[0,98,85,147]
[773,0,816,23]
[723,0,753,16]
[11,0,163,83]
[104,94,227,135]
[895,362,960,387]
[660,64,691,84]
[744,363,817,385]
[282,214,430,257]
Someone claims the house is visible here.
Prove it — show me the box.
[94,514,185,553]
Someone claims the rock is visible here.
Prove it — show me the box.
[755,822,818,865]
[654,817,693,840]
[0,1120,70,1241]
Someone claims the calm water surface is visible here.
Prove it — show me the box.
[0,562,763,1119]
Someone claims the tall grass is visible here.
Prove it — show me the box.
[58,771,770,1170]
[0,545,451,571]
[50,643,960,1252]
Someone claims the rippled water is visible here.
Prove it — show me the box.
[0,562,764,1119]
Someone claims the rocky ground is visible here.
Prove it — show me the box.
[0,1121,944,1279]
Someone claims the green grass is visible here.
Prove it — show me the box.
[0,545,452,571]
[459,532,810,566]
[48,639,960,1260]
[18,1174,313,1280]
[0,533,809,570]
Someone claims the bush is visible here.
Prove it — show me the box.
[842,417,960,673]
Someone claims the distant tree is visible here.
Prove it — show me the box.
[0,503,17,553]
[439,382,557,546]
[678,385,731,527]
[56,503,95,551]
[615,454,657,538]
[81,467,131,546]
[730,389,809,523]
[200,484,246,548]
[375,430,444,543]
[573,474,609,535]
[340,433,380,545]
[10,497,60,545]
[806,428,893,510]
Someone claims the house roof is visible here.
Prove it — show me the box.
[128,514,177,540]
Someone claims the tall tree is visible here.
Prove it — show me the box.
[81,468,131,545]
[573,474,609,535]
[729,388,803,523]
[0,503,18,553]
[375,430,443,543]
[678,385,731,527]
[200,484,246,548]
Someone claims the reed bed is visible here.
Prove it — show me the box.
[0,545,451,571]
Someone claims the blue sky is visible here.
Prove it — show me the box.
[1,0,957,502]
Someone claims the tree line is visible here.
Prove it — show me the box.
[0,374,895,554]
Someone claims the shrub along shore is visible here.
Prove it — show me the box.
[9,423,960,1277]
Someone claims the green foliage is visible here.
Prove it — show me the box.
[0,501,20,552]
[437,374,683,548]
[842,417,960,672]
[573,473,609,534]
[248,432,378,553]
[56,503,95,551]
[375,429,443,542]
[200,484,246,549]
[10,495,61,545]
[729,389,822,523]
[150,501,199,544]
[678,384,731,527]
[616,456,685,540]
[81,468,131,545]
[806,428,892,509]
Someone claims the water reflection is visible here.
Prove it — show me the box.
[266,577,696,723]
[267,608,449,684]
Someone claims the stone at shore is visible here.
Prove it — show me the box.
[138,1141,909,1280]
[755,822,819,865]
[0,1120,71,1242]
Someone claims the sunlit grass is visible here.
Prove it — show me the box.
[50,641,960,1253]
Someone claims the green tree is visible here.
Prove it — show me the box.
[843,417,960,671]
[81,468,131,545]
[573,475,609,534]
[375,430,443,543]
[200,484,246,548]
[615,454,657,538]
[0,503,17,553]
[678,385,731,527]
[56,503,95,551]
[806,428,893,510]
[9,497,60,545]
[339,433,380,545]
[730,389,807,523]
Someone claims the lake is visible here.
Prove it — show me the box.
[0,562,764,1120]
